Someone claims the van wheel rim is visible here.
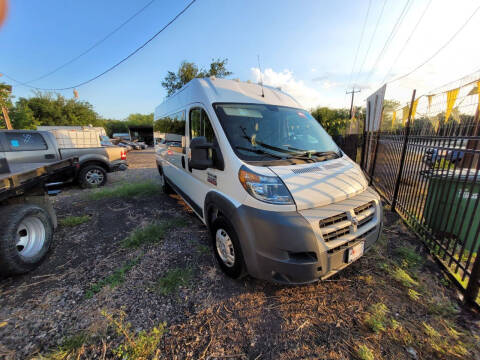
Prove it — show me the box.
[215,228,235,267]
[16,216,46,258]
[85,169,104,185]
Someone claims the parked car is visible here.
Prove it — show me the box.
[100,135,117,147]
[423,148,465,168]
[0,130,127,188]
[155,78,382,284]
[0,157,78,275]
[118,141,134,151]
[134,141,148,149]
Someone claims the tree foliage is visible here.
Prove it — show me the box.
[311,107,351,136]
[1,88,152,136]
[161,58,232,96]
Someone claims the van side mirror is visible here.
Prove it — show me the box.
[189,136,214,170]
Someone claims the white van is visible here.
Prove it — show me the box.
[155,78,382,284]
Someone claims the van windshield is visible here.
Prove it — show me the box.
[214,103,340,162]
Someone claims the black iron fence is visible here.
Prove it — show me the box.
[337,80,480,306]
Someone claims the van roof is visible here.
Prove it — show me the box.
[154,78,302,119]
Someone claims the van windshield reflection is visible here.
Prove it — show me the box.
[214,103,340,162]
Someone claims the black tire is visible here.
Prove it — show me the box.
[158,165,174,194]
[78,164,107,189]
[0,204,54,275]
[210,216,245,279]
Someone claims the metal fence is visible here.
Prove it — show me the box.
[339,77,480,306]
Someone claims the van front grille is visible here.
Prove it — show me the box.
[322,226,350,241]
[318,201,376,243]
[354,201,375,215]
[319,213,348,228]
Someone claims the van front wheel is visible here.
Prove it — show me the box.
[211,217,245,279]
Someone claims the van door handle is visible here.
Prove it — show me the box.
[181,156,185,169]
[45,154,55,159]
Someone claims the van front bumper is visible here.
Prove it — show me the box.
[233,188,383,284]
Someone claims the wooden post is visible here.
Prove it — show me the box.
[1,106,12,130]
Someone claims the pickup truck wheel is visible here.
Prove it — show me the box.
[211,217,245,279]
[158,165,174,194]
[79,165,107,188]
[0,204,54,275]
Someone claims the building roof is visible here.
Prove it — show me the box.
[154,78,302,120]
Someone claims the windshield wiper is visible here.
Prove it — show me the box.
[235,146,286,159]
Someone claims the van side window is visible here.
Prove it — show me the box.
[189,108,215,143]
[5,132,48,151]
[154,110,186,136]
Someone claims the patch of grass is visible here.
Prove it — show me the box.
[422,322,469,357]
[88,181,159,200]
[426,299,459,317]
[85,257,141,299]
[102,310,166,360]
[38,333,92,359]
[154,267,193,295]
[196,244,210,255]
[122,218,188,249]
[394,246,424,269]
[356,344,374,360]
[393,267,418,288]
[408,289,421,301]
[364,303,389,333]
[58,215,90,227]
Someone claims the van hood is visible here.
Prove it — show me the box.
[268,157,368,210]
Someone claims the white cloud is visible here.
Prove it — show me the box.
[250,67,323,109]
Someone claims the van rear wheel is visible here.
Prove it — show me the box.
[211,217,245,279]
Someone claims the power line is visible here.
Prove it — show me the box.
[345,0,372,91]
[364,0,411,84]
[22,0,157,85]
[2,0,197,91]
[353,0,388,87]
[381,0,432,84]
[388,4,480,84]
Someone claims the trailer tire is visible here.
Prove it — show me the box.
[79,164,107,188]
[0,204,54,275]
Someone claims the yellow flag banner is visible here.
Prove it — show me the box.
[402,106,409,126]
[445,88,459,122]
[411,99,419,123]
[391,111,396,129]
[427,95,433,112]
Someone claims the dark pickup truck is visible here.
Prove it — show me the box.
[0,157,78,275]
[0,130,127,188]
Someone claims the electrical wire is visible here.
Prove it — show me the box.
[363,0,411,84]
[22,0,157,85]
[345,0,372,91]
[2,0,197,91]
[381,0,432,84]
[353,0,388,87]
[388,4,480,84]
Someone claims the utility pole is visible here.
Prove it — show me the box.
[346,88,361,119]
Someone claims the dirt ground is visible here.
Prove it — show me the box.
[0,149,479,360]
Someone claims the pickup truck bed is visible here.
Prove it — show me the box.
[0,158,78,202]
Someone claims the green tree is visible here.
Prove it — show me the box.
[311,107,350,136]
[161,58,232,96]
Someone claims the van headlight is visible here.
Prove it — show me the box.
[238,165,294,205]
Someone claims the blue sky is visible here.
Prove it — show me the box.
[1,0,479,119]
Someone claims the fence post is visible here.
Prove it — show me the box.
[465,253,480,306]
[391,89,416,213]
[360,114,367,169]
